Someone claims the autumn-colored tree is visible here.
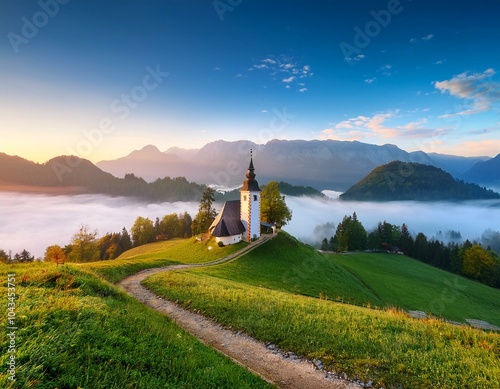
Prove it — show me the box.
[45,245,66,266]
[462,244,495,282]
[67,225,100,263]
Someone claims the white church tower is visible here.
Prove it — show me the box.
[240,150,261,241]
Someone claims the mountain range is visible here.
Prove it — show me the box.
[1,139,497,195]
[96,139,496,191]
[0,153,205,202]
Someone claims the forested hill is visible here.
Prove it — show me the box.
[214,181,324,202]
[0,153,205,202]
[340,161,500,201]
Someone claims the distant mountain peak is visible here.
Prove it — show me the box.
[129,144,161,156]
[463,153,500,186]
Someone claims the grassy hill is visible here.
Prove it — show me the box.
[186,233,500,326]
[331,252,500,325]
[142,232,500,388]
[190,233,382,306]
[340,161,500,201]
[0,262,270,389]
[4,234,500,388]
[82,237,247,283]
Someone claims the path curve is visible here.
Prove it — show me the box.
[119,237,361,389]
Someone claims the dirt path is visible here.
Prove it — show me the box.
[119,237,361,389]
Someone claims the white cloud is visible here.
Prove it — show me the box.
[280,63,295,70]
[250,56,313,91]
[299,88,307,93]
[411,34,434,43]
[434,68,500,118]
[262,58,276,64]
[377,64,392,77]
[320,111,450,143]
[345,54,365,63]
[364,77,377,84]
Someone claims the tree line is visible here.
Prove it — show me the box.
[1,182,293,265]
[0,212,193,265]
[320,213,500,289]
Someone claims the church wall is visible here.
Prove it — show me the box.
[215,234,242,245]
[240,190,260,241]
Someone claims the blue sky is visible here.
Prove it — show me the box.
[1,0,499,163]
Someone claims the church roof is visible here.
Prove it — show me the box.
[241,156,261,192]
[209,200,246,237]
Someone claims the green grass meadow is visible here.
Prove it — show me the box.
[3,232,500,388]
[80,237,247,283]
[0,262,271,389]
[331,253,500,326]
[144,270,500,389]
[142,232,500,388]
[191,233,382,306]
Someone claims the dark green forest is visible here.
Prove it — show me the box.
[340,161,500,201]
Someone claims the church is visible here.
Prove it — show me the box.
[209,153,262,245]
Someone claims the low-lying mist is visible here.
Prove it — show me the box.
[286,195,500,248]
[1,192,499,258]
[0,193,199,258]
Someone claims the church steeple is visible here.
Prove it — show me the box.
[240,150,261,242]
[242,149,260,191]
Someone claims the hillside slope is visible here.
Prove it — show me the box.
[463,153,500,186]
[191,232,381,306]
[0,263,270,389]
[143,233,500,389]
[0,152,204,202]
[340,161,500,201]
[183,232,500,325]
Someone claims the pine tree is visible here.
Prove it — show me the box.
[192,187,217,235]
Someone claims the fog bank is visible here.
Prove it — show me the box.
[0,193,199,258]
[285,196,500,247]
[1,192,499,258]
